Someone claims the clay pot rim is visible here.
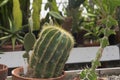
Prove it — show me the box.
[1,44,23,49]
[0,64,8,72]
[12,67,65,80]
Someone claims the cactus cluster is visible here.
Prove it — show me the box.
[24,25,74,78]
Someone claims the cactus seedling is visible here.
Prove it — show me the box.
[24,25,74,78]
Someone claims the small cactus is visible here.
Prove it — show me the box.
[23,32,36,62]
[25,25,74,78]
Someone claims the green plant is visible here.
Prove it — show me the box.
[32,0,42,30]
[30,0,61,34]
[61,0,86,46]
[79,0,120,80]
[45,0,58,12]
[0,0,12,28]
[42,0,64,27]
[66,0,85,33]
[0,19,24,49]
[23,25,74,78]
[19,0,30,26]
[0,0,42,50]
[0,0,23,50]
[0,0,9,7]
[81,0,103,44]
[81,21,102,43]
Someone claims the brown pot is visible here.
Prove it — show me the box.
[12,67,65,80]
[83,40,100,47]
[0,64,8,80]
[0,44,23,52]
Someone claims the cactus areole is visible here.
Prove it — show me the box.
[26,25,74,78]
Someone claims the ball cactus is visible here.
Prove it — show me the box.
[25,25,74,78]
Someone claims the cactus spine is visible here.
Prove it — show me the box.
[27,25,74,78]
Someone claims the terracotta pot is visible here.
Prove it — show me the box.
[83,40,100,47]
[0,64,8,80]
[12,67,65,80]
[0,44,23,52]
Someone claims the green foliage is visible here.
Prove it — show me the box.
[0,0,24,50]
[23,31,36,62]
[81,0,102,42]
[23,32,36,52]
[94,0,120,16]
[19,0,30,26]
[32,0,42,30]
[81,22,102,41]
[79,0,119,79]
[0,0,9,7]
[45,0,58,12]
[24,25,74,78]
[0,19,24,50]
[48,11,65,20]
[13,0,22,31]
[66,0,85,33]
[0,0,13,28]
[100,37,109,48]
[44,0,63,26]
[80,69,97,80]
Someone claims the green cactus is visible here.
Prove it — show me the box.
[32,0,42,30]
[26,25,74,78]
[23,31,36,62]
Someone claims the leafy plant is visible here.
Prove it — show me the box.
[19,0,30,24]
[79,0,120,79]
[0,19,24,50]
[81,21,102,42]
[0,0,23,50]
[81,0,103,44]
[43,0,65,26]
[45,0,59,12]
[31,0,62,32]
[0,0,9,7]
[0,0,12,28]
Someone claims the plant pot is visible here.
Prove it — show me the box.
[0,64,8,80]
[12,67,65,80]
[0,44,23,52]
[83,40,100,47]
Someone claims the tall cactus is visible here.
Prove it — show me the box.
[32,0,42,30]
[26,25,74,78]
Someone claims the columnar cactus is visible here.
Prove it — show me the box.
[26,25,74,78]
